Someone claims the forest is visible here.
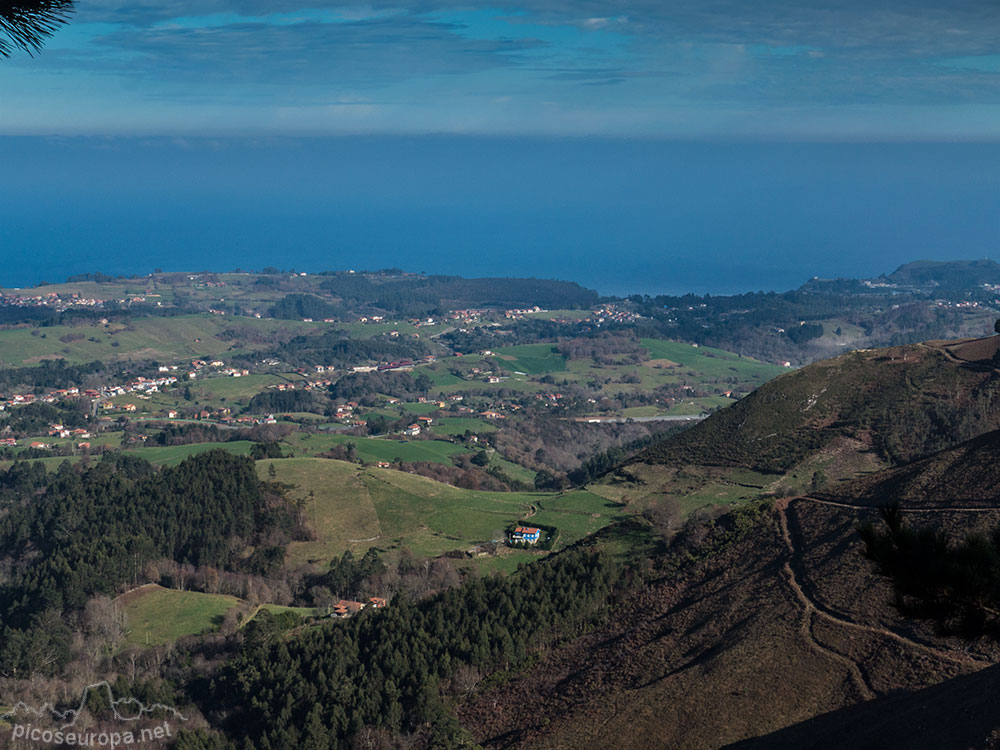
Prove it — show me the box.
[187,548,626,750]
[0,451,303,677]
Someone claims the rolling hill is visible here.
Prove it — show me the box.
[633,338,1000,475]
[458,336,1000,749]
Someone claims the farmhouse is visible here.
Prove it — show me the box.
[510,526,541,544]
[332,600,366,618]
[404,424,421,436]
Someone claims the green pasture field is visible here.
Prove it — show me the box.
[415,366,465,386]
[523,309,593,321]
[261,458,382,567]
[428,417,498,436]
[492,344,567,374]
[119,584,319,647]
[124,440,255,466]
[266,456,628,565]
[120,585,243,646]
[188,373,287,401]
[640,339,784,383]
[323,435,470,465]
[0,314,322,367]
[399,402,441,415]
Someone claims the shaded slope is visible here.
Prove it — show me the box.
[460,499,999,750]
[634,338,1000,473]
[726,662,1000,750]
[831,428,1000,509]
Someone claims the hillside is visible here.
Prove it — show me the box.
[633,338,1000,475]
[264,457,626,571]
[456,340,1000,749]
[461,491,1000,749]
[886,259,1000,291]
[832,428,1000,509]
[727,662,1000,750]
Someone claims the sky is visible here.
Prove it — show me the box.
[1,2,999,294]
[3,0,1000,137]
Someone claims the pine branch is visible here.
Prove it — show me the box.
[0,1,75,58]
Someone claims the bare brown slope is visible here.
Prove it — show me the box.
[826,428,1000,509]
[460,500,999,750]
[724,662,1000,750]
[940,334,1000,364]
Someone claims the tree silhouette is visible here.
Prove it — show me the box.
[0,1,74,57]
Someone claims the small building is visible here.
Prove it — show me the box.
[404,424,421,436]
[510,526,541,545]
[331,599,366,618]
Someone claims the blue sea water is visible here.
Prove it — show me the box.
[1,136,998,297]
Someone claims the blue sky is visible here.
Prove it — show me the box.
[3,0,1000,136]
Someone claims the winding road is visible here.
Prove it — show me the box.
[774,496,992,699]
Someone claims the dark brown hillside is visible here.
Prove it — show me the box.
[829,428,1000,509]
[940,334,1000,364]
[458,341,1000,750]
[460,498,1000,750]
[633,338,1000,474]
[725,662,1000,750]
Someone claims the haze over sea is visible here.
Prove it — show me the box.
[3,136,998,297]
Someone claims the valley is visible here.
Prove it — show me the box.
[1,263,1000,748]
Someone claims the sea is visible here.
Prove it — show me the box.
[2,136,998,297]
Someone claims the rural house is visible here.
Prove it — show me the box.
[510,526,541,544]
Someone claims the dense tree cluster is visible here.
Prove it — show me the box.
[269,294,348,321]
[0,400,87,436]
[208,548,624,749]
[860,503,1000,638]
[0,451,301,676]
[247,388,320,414]
[566,432,668,486]
[329,370,431,402]
[786,322,824,345]
[0,357,159,393]
[244,330,430,369]
[318,273,598,317]
[557,332,648,364]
